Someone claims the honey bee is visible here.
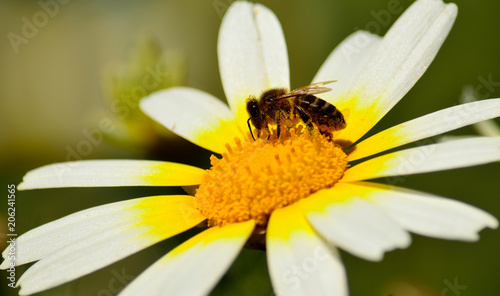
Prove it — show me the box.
[246,80,346,140]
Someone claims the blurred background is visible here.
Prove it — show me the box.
[1,0,499,295]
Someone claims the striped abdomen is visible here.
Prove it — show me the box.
[295,94,346,133]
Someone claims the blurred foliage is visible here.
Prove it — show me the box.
[0,0,499,296]
[103,38,187,153]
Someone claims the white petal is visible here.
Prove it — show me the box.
[343,136,500,182]
[3,195,205,295]
[17,159,204,190]
[300,186,410,261]
[348,98,500,161]
[352,182,499,240]
[335,0,457,144]
[119,221,254,296]
[267,204,348,296]
[218,2,289,131]
[140,87,243,153]
[312,31,382,104]
[460,86,500,137]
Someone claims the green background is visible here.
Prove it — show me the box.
[1,0,499,295]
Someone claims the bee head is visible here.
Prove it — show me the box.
[246,96,262,126]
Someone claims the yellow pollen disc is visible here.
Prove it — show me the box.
[195,128,348,227]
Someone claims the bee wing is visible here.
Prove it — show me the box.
[279,80,337,99]
[294,80,337,91]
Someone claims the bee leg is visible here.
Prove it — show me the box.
[318,127,331,138]
[264,127,271,140]
[295,106,313,130]
[247,118,256,141]
[276,114,281,139]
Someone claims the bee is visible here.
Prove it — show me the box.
[246,80,346,140]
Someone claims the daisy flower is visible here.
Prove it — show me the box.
[3,0,500,295]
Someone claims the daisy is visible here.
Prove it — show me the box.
[3,0,500,295]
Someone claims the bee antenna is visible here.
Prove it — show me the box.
[247,118,256,141]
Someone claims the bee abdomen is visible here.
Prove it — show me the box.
[297,95,346,131]
[298,95,338,115]
[298,95,325,110]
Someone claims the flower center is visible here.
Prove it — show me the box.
[195,128,348,227]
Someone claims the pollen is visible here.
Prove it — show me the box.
[195,128,348,227]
